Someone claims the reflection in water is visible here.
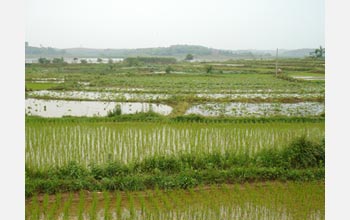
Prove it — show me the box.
[25,98,172,117]
[28,90,169,101]
[27,90,322,101]
[186,102,324,117]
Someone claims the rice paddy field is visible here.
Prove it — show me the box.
[26,181,324,220]
[25,58,325,219]
[26,120,324,171]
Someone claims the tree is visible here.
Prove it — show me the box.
[73,57,78,63]
[310,46,325,58]
[205,65,213,74]
[165,66,173,74]
[52,57,64,64]
[97,58,103,63]
[185,54,194,61]
[38,57,50,64]
[80,59,87,64]
[315,46,325,58]
[108,59,115,71]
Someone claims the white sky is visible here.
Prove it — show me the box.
[26,0,324,50]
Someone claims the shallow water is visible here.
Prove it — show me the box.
[26,182,324,220]
[210,63,245,67]
[25,58,124,64]
[29,78,65,83]
[186,102,324,117]
[196,93,322,99]
[28,90,169,101]
[292,76,325,81]
[28,90,322,102]
[25,98,172,117]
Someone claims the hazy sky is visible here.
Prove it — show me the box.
[26,0,324,50]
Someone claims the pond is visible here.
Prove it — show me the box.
[25,98,172,117]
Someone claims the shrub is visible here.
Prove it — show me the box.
[56,161,89,179]
[282,136,325,169]
[107,104,122,117]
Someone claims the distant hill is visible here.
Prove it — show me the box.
[277,49,315,58]
[25,43,316,60]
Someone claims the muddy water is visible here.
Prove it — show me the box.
[25,98,172,117]
[186,102,324,117]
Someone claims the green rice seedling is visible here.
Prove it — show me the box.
[29,194,39,220]
[46,192,62,220]
[25,120,324,171]
[103,191,111,220]
[127,191,136,219]
[78,190,85,220]
[146,190,160,216]
[138,192,146,216]
[115,191,122,219]
[47,202,57,220]
[42,193,49,218]
[89,192,98,220]
[62,193,73,220]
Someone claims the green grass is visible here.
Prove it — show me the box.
[25,82,59,90]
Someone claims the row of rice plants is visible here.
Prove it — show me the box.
[26,181,324,220]
[26,121,324,171]
[26,67,324,94]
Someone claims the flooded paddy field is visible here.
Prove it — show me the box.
[26,181,324,220]
[25,98,172,117]
[27,90,170,101]
[186,102,324,117]
[27,90,323,102]
[291,76,325,81]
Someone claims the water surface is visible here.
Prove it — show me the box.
[25,98,172,117]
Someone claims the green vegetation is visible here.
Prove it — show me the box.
[124,56,177,65]
[26,119,324,171]
[25,57,325,219]
[185,53,194,61]
[25,82,59,91]
[38,57,51,64]
[25,181,324,220]
[310,46,325,59]
[107,104,122,117]
[25,59,324,97]
[165,65,173,74]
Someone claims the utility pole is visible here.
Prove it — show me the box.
[275,48,279,76]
